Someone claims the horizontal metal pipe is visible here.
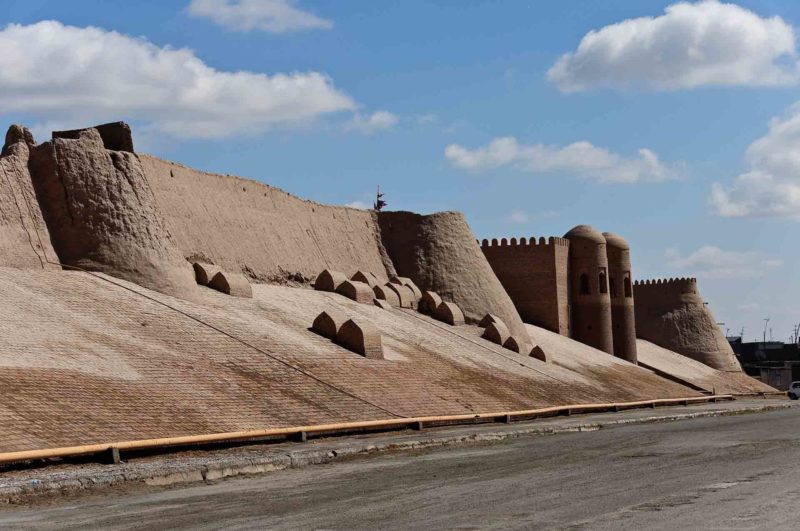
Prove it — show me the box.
[0,395,733,466]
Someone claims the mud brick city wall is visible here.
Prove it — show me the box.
[481,237,570,336]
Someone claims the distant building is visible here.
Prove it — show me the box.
[728,337,800,390]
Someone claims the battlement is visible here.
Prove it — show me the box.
[479,236,570,248]
[634,277,697,287]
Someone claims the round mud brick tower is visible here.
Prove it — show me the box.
[603,232,637,364]
[564,225,614,355]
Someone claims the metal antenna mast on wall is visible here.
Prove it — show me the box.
[373,185,387,212]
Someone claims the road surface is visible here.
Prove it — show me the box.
[2,407,798,529]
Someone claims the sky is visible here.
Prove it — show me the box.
[0,0,798,342]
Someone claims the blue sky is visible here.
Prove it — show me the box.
[1,0,798,342]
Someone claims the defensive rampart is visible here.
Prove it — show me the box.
[481,236,570,335]
[139,155,392,284]
[28,127,197,299]
[377,211,530,341]
[0,126,58,270]
[634,278,741,372]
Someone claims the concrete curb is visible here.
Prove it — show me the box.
[0,402,790,504]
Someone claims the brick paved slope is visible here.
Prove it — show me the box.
[636,340,774,395]
[0,266,714,454]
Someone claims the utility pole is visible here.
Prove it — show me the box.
[763,318,770,343]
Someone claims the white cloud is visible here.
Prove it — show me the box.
[0,21,354,139]
[187,0,332,33]
[548,0,798,92]
[505,210,529,224]
[711,105,800,218]
[445,137,678,183]
[665,246,782,279]
[345,200,370,210]
[345,111,399,135]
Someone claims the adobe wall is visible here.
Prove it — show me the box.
[0,126,58,270]
[633,278,741,372]
[139,155,393,284]
[377,211,530,342]
[28,128,197,299]
[481,236,570,335]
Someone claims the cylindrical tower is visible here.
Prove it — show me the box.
[603,232,637,364]
[564,225,613,355]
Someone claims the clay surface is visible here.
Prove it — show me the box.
[435,301,466,326]
[312,309,348,339]
[385,282,415,309]
[140,155,391,284]
[314,269,347,292]
[504,335,525,353]
[209,271,253,298]
[193,262,222,286]
[419,291,443,315]
[378,211,529,342]
[28,128,196,299]
[0,269,765,454]
[483,321,511,346]
[0,126,58,270]
[391,276,422,300]
[529,345,547,362]
[479,314,504,328]
[336,318,384,359]
[336,280,375,304]
[373,285,401,306]
[374,299,393,310]
[634,278,741,372]
[53,122,134,153]
[352,270,380,288]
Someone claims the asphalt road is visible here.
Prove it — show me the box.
[2,407,799,530]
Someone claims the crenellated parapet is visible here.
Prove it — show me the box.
[481,234,570,336]
[633,277,698,298]
[634,277,697,286]
[479,236,570,248]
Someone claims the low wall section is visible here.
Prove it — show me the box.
[481,236,570,335]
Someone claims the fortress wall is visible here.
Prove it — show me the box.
[28,129,197,299]
[377,211,530,342]
[634,278,741,372]
[139,155,392,283]
[0,126,58,270]
[481,237,570,335]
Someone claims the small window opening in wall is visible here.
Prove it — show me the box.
[609,277,617,298]
[599,268,608,294]
[579,273,590,295]
[624,272,632,298]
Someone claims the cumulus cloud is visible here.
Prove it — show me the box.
[0,21,354,139]
[665,246,782,279]
[505,210,529,224]
[345,111,399,135]
[548,0,799,92]
[711,105,800,218]
[445,137,678,183]
[345,200,370,210]
[187,0,332,33]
